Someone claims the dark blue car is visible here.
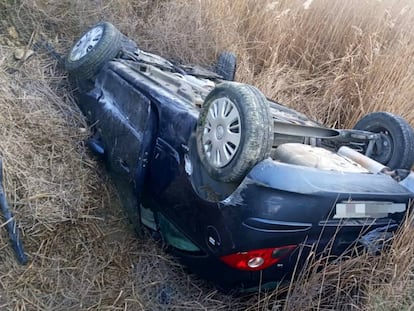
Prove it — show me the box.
[66,22,414,292]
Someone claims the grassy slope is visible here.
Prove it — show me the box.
[1,0,414,310]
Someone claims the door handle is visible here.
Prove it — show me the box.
[119,159,130,174]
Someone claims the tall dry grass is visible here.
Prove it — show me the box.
[11,0,414,127]
[141,0,414,128]
[1,0,414,310]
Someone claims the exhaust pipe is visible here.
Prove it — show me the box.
[337,146,389,174]
[337,146,414,193]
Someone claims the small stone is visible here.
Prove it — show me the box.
[3,37,14,47]
[14,48,34,61]
[7,26,19,40]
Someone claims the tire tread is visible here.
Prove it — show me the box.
[65,22,122,80]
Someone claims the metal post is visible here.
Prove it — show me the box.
[0,158,28,265]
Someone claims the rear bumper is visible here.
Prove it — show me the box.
[174,219,400,292]
[201,160,413,285]
[230,159,413,224]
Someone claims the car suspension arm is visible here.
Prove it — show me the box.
[0,158,28,265]
[272,121,381,155]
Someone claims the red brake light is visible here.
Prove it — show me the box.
[220,245,297,271]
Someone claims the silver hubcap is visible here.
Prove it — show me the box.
[69,26,103,61]
[202,98,241,168]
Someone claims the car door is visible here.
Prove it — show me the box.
[76,67,157,233]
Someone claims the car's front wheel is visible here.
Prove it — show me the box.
[65,22,122,80]
[196,82,273,183]
[354,112,414,170]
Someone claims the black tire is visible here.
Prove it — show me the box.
[216,52,237,81]
[65,22,122,80]
[196,82,273,183]
[353,112,414,170]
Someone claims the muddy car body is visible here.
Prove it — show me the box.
[67,22,414,291]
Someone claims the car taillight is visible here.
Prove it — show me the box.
[219,245,297,271]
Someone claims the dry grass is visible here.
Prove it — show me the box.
[141,0,414,127]
[1,0,414,310]
[280,213,414,311]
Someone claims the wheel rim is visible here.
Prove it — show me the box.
[69,26,104,61]
[373,130,393,164]
[202,97,241,168]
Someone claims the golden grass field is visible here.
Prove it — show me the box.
[1,0,414,309]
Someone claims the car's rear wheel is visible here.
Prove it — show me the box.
[216,52,237,81]
[196,82,273,183]
[65,22,122,80]
[353,112,414,170]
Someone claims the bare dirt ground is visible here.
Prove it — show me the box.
[1,0,414,310]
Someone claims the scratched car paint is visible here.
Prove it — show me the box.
[66,22,414,292]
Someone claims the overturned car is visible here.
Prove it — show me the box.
[66,22,414,292]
